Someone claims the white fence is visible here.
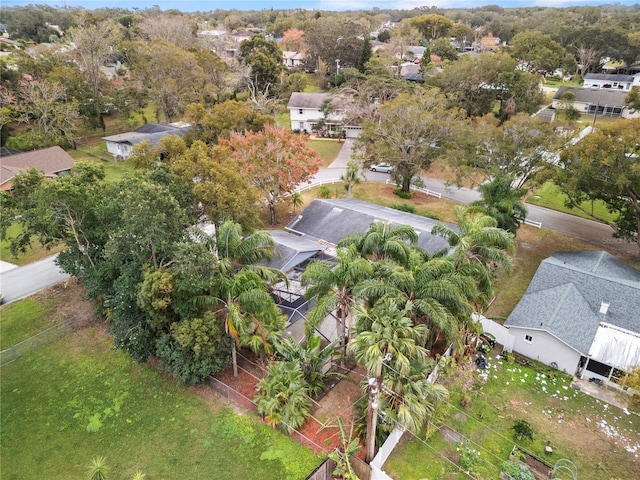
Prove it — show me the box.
[294,178,341,193]
[524,218,543,228]
[475,313,515,352]
[384,179,442,199]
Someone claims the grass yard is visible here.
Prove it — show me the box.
[0,286,321,480]
[384,355,640,480]
[0,297,56,349]
[527,181,617,223]
[0,223,64,266]
[308,138,343,167]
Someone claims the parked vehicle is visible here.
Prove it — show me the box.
[370,163,393,173]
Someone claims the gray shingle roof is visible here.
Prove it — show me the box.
[286,92,352,111]
[584,73,636,82]
[285,198,453,255]
[553,87,628,106]
[505,251,640,354]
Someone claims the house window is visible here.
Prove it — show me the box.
[524,334,533,343]
[299,122,304,129]
[299,109,304,115]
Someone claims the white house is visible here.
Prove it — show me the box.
[552,87,639,119]
[286,92,362,138]
[102,123,191,159]
[282,51,304,70]
[583,72,640,91]
[505,251,640,383]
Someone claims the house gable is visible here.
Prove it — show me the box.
[0,146,75,190]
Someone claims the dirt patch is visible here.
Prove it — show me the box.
[441,427,465,444]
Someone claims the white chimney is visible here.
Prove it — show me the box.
[599,301,610,315]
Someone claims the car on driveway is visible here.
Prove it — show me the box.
[370,163,393,173]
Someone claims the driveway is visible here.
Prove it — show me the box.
[0,255,70,305]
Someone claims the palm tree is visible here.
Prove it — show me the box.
[87,456,109,480]
[254,360,312,432]
[275,335,340,397]
[340,160,361,198]
[291,192,304,213]
[432,206,515,272]
[301,245,373,362]
[196,220,286,376]
[339,221,419,267]
[201,268,284,377]
[347,300,447,460]
[472,174,527,234]
[356,253,477,351]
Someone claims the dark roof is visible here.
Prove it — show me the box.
[265,230,322,272]
[135,123,177,134]
[553,87,628,106]
[1,146,75,187]
[505,251,640,354]
[584,73,636,82]
[285,198,453,255]
[404,72,423,82]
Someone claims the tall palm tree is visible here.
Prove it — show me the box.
[432,206,515,307]
[338,221,418,267]
[348,300,448,457]
[196,221,286,376]
[301,245,373,362]
[472,174,527,234]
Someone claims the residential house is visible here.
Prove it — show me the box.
[283,50,304,70]
[552,87,639,119]
[505,251,640,383]
[102,122,191,159]
[583,73,640,91]
[266,198,456,332]
[0,146,75,191]
[286,92,362,138]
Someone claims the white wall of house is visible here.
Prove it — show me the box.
[105,141,133,158]
[509,327,582,374]
[289,107,321,132]
[583,75,640,91]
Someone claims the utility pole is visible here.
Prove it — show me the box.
[365,356,384,463]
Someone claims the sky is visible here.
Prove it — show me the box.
[2,0,639,12]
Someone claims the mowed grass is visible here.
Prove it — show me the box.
[527,181,617,223]
[384,356,640,480]
[1,317,321,479]
[308,139,343,167]
[0,297,56,349]
[0,223,64,266]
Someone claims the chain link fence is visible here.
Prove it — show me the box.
[1,320,71,367]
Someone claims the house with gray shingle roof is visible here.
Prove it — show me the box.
[102,122,191,159]
[1,146,75,191]
[505,251,640,381]
[583,72,640,92]
[551,87,639,119]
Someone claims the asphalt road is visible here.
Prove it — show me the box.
[0,255,70,305]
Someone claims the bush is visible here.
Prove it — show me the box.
[511,419,534,441]
[319,185,332,198]
[390,202,416,214]
[501,461,535,480]
[393,188,413,199]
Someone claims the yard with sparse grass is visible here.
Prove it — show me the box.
[0,284,321,480]
[384,354,640,480]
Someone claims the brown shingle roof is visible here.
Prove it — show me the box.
[0,146,75,187]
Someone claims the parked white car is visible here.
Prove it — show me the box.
[369,163,393,173]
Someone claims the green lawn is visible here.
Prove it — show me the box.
[0,223,63,266]
[0,297,56,349]
[1,318,321,479]
[308,139,343,167]
[384,356,640,480]
[526,181,617,223]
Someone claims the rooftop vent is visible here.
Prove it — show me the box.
[599,301,610,315]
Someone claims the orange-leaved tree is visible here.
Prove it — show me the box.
[220,125,322,225]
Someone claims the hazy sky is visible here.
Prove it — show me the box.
[2,0,637,12]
